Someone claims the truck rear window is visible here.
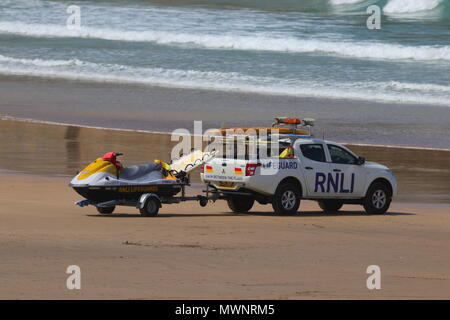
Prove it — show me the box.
[215,139,290,160]
[300,144,326,162]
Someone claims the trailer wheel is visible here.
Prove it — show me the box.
[363,182,391,215]
[199,196,208,207]
[140,198,160,217]
[227,196,254,213]
[272,183,300,215]
[318,200,343,213]
[97,206,115,214]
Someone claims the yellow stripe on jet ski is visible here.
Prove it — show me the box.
[77,158,118,180]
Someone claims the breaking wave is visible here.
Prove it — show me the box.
[383,0,445,14]
[0,55,83,67]
[0,54,448,106]
[386,81,450,93]
[334,0,450,19]
[147,0,450,19]
[1,22,449,62]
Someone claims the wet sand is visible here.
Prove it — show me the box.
[1,75,449,148]
[0,171,449,299]
[1,118,449,203]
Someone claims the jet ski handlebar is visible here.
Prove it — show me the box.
[169,169,189,183]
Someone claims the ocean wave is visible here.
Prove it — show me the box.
[1,22,449,62]
[0,55,270,88]
[0,55,448,106]
[383,0,444,14]
[147,0,450,20]
[147,0,450,19]
[329,0,449,19]
[386,81,450,92]
[0,55,83,67]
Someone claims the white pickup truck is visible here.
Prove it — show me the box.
[201,138,397,215]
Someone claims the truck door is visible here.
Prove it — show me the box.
[325,144,366,197]
[297,143,332,197]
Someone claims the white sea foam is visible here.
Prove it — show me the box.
[0,55,448,107]
[1,22,449,62]
[386,81,450,93]
[0,55,83,67]
[383,0,444,14]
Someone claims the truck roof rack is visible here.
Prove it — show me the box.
[209,117,315,140]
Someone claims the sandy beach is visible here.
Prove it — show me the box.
[1,0,450,302]
[1,80,450,299]
[1,118,450,299]
[0,171,449,299]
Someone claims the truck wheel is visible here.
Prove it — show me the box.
[363,182,391,215]
[140,198,160,217]
[97,206,115,214]
[227,196,254,213]
[318,200,343,213]
[272,183,301,215]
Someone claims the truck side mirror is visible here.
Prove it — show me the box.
[356,156,365,165]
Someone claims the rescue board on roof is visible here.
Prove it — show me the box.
[209,117,315,137]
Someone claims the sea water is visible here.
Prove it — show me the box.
[0,0,448,106]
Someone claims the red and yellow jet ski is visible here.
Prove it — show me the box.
[69,152,210,216]
[70,152,181,202]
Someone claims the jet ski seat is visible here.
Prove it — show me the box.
[119,162,162,181]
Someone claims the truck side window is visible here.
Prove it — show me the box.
[328,144,357,164]
[300,144,326,162]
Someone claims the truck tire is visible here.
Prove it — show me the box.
[227,196,254,213]
[318,200,343,213]
[363,182,391,215]
[272,183,301,215]
[97,206,115,214]
[140,198,160,217]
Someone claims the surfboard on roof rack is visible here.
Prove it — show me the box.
[209,117,315,137]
